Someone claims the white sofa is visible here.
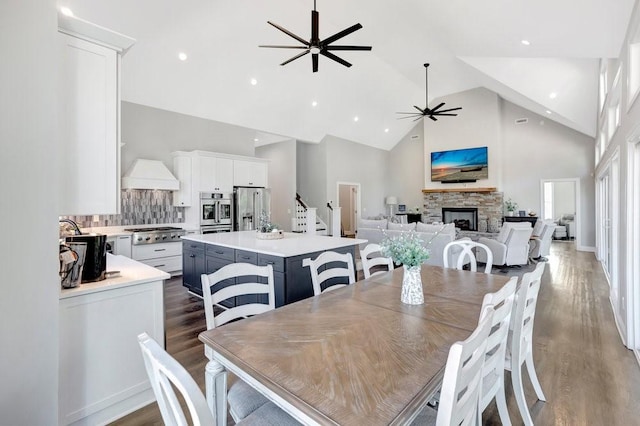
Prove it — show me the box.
[476,222,533,266]
[355,219,456,267]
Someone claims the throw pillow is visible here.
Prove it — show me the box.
[387,222,416,231]
[359,218,388,229]
[416,222,454,234]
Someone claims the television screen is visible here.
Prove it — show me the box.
[431,146,488,182]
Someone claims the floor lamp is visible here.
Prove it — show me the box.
[385,196,397,218]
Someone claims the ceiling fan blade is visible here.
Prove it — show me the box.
[311,10,319,44]
[433,107,462,114]
[429,115,438,121]
[267,21,309,46]
[259,45,308,49]
[322,23,363,46]
[320,50,352,68]
[429,102,446,113]
[397,111,422,114]
[325,45,372,51]
[413,116,425,122]
[433,113,458,116]
[312,53,319,73]
[280,50,310,66]
[397,115,424,120]
[413,105,426,114]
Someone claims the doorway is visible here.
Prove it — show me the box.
[337,182,360,236]
[540,178,580,248]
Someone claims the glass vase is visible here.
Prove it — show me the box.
[401,265,424,305]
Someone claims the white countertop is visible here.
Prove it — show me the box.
[59,254,170,299]
[183,231,367,257]
[81,223,200,236]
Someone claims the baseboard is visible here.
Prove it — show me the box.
[577,245,596,252]
[634,349,640,367]
[609,296,628,347]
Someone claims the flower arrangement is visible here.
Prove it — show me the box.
[380,230,430,268]
[258,210,278,233]
[504,198,518,212]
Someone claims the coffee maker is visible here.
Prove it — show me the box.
[60,219,107,283]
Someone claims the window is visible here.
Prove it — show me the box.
[599,61,609,114]
[543,182,553,220]
[628,20,640,110]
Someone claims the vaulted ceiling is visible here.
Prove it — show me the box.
[62,0,635,150]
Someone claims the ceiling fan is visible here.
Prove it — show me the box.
[259,0,372,73]
[397,63,462,121]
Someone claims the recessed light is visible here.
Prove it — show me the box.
[549,92,557,99]
[384,128,390,133]
[521,39,530,46]
[178,52,187,61]
[250,78,258,86]
[311,101,318,107]
[254,138,259,142]
[60,6,74,16]
[545,110,552,114]
[353,116,359,122]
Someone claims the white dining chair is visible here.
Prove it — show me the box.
[443,239,493,274]
[201,263,276,422]
[138,332,215,426]
[478,276,518,425]
[359,243,394,279]
[507,262,547,426]
[303,251,356,295]
[411,307,495,426]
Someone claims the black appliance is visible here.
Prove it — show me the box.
[66,233,107,282]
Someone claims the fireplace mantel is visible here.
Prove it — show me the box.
[422,187,497,194]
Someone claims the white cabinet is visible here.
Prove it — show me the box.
[172,156,192,207]
[57,14,135,215]
[199,156,233,192]
[115,235,132,258]
[234,159,268,187]
[132,242,183,276]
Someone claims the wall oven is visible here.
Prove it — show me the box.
[200,192,233,233]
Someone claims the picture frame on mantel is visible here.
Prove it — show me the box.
[519,210,526,217]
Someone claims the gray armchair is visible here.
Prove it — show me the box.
[476,222,533,266]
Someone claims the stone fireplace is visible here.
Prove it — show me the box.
[422,189,504,232]
[442,207,478,231]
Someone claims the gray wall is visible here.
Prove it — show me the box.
[388,121,425,213]
[0,0,59,422]
[553,181,577,219]
[500,99,595,247]
[296,141,328,221]
[121,101,256,174]
[256,140,297,231]
[324,136,389,219]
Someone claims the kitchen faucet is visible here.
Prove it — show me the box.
[59,218,82,235]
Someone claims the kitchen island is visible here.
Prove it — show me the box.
[59,254,169,426]
[182,231,367,307]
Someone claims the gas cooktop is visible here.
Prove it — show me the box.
[124,227,186,245]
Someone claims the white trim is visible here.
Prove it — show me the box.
[577,245,596,253]
[336,181,362,226]
[610,296,628,346]
[634,349,640,368]
[539,177,581,248]
[626,126,640,350]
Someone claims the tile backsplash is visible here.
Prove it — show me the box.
[61,190,184,228]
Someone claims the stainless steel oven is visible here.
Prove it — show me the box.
[200,192,233,231]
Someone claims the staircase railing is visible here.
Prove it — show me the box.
[293,193,329,234]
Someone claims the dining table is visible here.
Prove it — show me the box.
[199,264,511,426]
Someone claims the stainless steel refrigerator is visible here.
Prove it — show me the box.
[233,186,271,231]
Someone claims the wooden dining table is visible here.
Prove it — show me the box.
[199,264,511,426]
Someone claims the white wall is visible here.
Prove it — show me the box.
[388,121,425,212]
[256,140,297,231]
[121,101,256,173]
[423,88,502,190]
[0,0,59,422]
[500,99,595,247]
[553,181,577,219]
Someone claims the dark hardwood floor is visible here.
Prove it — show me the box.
[112,242,640,425]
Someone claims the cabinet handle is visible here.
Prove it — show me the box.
[241,256,251,260]
[154,264,166,267]
[118,236,128,240]
[266,261,274,264]
[215,251,224,254]
[154,248,166,252]
[190,254,196,258]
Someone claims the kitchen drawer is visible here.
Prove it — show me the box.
[138,255,182,274]
[133,242,182,261]
[235,250,257,264]
[205,244,234,262]
[257,253,285,273]
[183,240,204,253]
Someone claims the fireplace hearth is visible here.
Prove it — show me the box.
[442,207,478,231]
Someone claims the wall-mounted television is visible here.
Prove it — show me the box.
[430,146,488,183]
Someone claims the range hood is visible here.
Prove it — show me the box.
[121,159,179,190]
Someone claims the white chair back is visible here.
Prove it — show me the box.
[138,332,215,426]
[303,251,355,295]
[201,263,275,331]
[443,240,493,274]
[359,244,394,279]
[508,262,547,425]
[437,307,494,426]
[478,277,518,425]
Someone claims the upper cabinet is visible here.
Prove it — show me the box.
[57,13,135,215]
[199,156,234,193]
[233,159,268,188]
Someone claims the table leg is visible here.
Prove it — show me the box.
[205,358,228,426]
